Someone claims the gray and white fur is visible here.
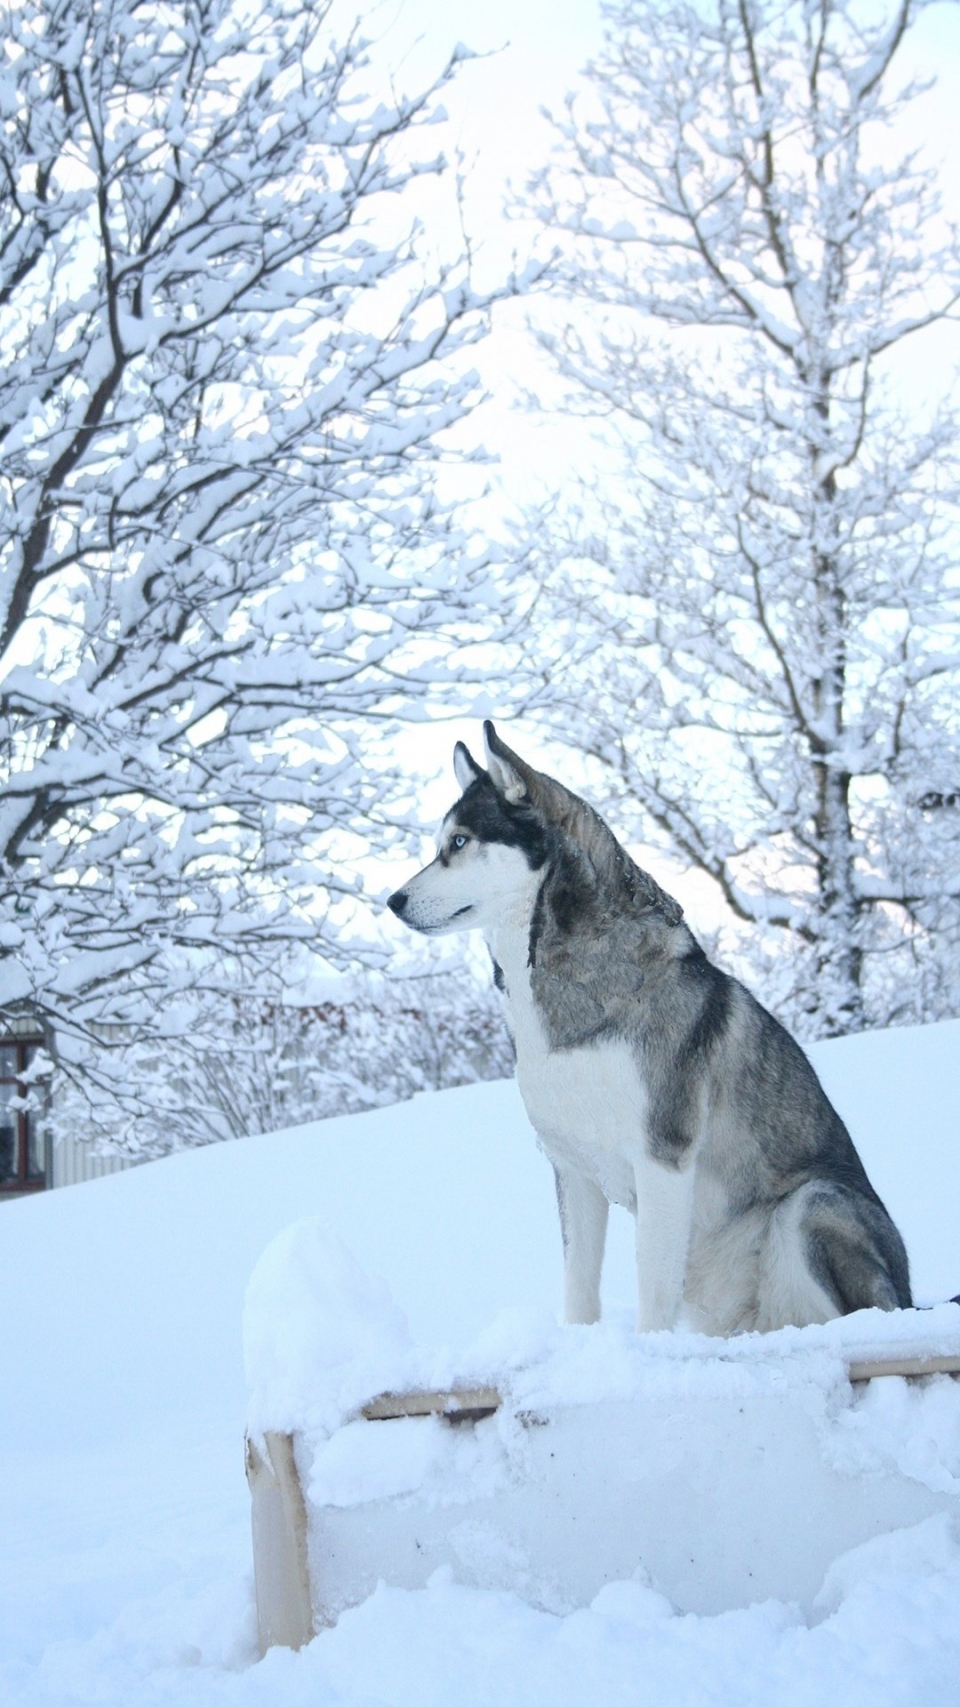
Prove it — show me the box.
[387,722,912,1335]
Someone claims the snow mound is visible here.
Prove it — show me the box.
[244,1218,415,1436]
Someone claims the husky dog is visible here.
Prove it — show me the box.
[387,723,912,1335]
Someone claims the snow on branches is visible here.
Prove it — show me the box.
[0,0,517,1081]
[522,0,960,1036]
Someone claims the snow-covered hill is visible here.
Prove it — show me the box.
[1,1020,958,1705]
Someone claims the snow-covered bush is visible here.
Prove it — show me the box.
[46,956,514,1157]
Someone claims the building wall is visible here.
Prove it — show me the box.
[2,1022,146,1194]
[50,1133,141,1190]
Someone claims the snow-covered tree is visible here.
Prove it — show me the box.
[1,0,515,1084]
[523,0,960,1035]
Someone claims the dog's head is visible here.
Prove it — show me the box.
[386,722,556,935]
[387,721,683,936]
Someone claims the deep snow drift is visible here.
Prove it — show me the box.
[0,1018,958,1704]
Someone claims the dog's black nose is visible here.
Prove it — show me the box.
[386,889,408,917]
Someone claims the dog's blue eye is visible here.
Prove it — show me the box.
[452,834,468,850]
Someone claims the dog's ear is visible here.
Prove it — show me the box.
[453,741,483,793]
[482,721,530,804]
[482,722,623,881]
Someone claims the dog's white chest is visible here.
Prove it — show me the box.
[491,926,647,1209]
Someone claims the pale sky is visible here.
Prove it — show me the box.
[335,0,609,503]
[344,0,960,510]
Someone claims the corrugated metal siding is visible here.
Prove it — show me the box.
[51,1133,141,1189]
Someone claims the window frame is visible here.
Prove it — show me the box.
[0,1035,46,1195]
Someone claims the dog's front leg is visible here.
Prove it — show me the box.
[553,1164,609,1325]
[632,1152,696,1332]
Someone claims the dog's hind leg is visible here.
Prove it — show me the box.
[800,1182,912,1316]
[757,1181,912,1330]
[554,1164,609,1325]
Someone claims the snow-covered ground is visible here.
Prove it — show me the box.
[1,1019,959,1705]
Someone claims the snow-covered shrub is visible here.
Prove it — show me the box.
[46,958,514,1157]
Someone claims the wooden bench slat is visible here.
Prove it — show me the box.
[361,1386,502,1421]
[358,1353,960,1420]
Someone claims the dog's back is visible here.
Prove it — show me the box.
[681,970,911,1330]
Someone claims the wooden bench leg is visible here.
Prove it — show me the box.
[246,1430,314,1654]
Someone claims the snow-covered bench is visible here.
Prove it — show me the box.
[243,1220,960,1654]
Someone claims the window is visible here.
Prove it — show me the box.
[0,1038,46,1194]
